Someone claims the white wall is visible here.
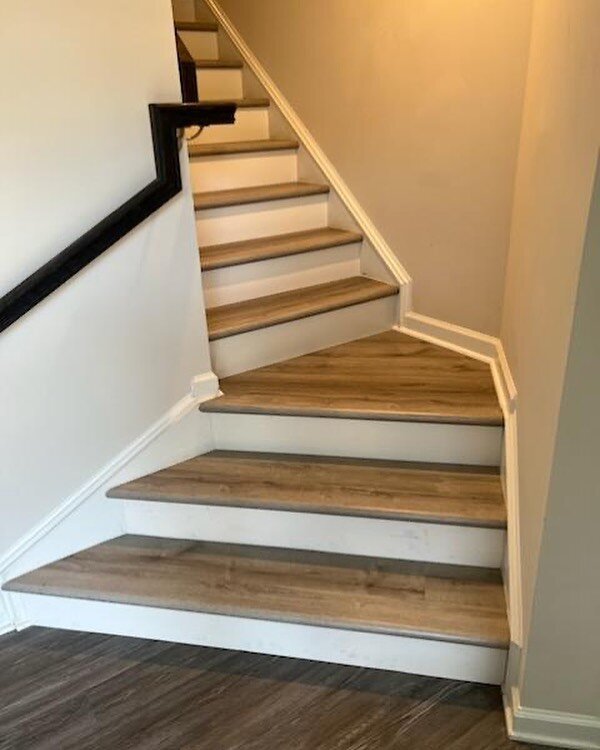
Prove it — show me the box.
[0,1,212,607]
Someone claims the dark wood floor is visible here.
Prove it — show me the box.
[0,627,556,750]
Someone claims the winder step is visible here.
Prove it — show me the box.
[108,450,506,528]
[201,329,503,425]
[3,535,509,648]
[188,139,299,157]
[206,277,398,340]
[194,181,329,210]
[199,227,362,270]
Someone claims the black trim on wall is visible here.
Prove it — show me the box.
[0,102,236,334]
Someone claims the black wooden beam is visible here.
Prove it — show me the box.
[0,102,236,333]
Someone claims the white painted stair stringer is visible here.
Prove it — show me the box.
[202,242,361,307]
[209,294,397,377]
[12,593,508,685]
[122,499,506,568]
[203,0,413,320]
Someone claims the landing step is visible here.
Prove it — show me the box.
[175,21,218,32]
[194,59,243,69]
[202,330,503,425]
[4,536,509,648]
[200,227,362,270]
[194,181,329,210]
[206,277,398,340]
[189,139,299,157]
[108,450,506,528]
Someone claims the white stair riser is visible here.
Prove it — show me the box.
[209,294,398,377]
[196,194,328,245]
[202,243,361,307]
[13,593,507,684]
[122,500,506,568]
[191,108,270,144]
[190,151,298,192]
[209,412,503,466]
[177,30,218,59]
[196,67,243,101]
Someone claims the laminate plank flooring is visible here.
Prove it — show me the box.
[108,450,506,528]
[189,139,299,158]
[0,627,559,749]
[206,278,398,340]
[201,330,503,424]
[194,181,329,210]
[4,536,509,647]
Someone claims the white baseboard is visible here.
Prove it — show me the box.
[204,0,412,321]
[504,687,600,749]
[0,371,219,628]
[14,592,507,685]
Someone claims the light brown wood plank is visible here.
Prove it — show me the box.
[201,330,503,425]
[206,277,398,340]
[199,227,362,270]
[189,139,299,158]
[4,536,509,647]
[175,21,218,32]
[194,181,329,210]
[196,97,269,108]
[108,450,506,528]
[194,59,243,68]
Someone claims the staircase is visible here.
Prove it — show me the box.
[3,14,509,685]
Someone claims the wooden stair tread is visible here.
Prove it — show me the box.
[202,330,504,425]
[189,139,299,157]
[4,535,509,647]
[196,98,269,109]
[175,21,218,32]
[108,450,506,528]
[194,181,329,210]
[194,59,243,69]
[200,227,362,270]
[206,277,398,341]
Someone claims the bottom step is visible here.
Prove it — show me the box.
[4,536,508,684]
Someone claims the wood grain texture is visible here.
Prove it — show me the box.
[194,59,243,68]
[206,277,398,340]
[175,20,218,32]
[202,330,503,425]
[199,227,362,270]
[194,181,329,210]
[108,450,506,528]
[0,628,553,750]
[4,536,509,648]
[189,138,299,158]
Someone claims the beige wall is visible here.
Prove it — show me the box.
[500,0,600,652]
[217,0,533,334]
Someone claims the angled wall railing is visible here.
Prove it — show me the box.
[0,102,235,334]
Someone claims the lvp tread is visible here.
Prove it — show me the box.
[199,227,362,270]
[202,330,503,425]
[175,21,218,32]
[206,277,398,341]
[196,97,269,109]
[4,536,509,648]
[108,450,506,528]
[189,139,299,157]
[194,181,329,210]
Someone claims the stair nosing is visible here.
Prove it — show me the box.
[3,535,509,649]
[189,139,300,158]
[206,277,398,341]
[194,181,330,211]
[200,228,363,271]
[197,98,270,109]
[194,59,243,69]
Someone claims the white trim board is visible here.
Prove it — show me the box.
[504,687,600,749]
[0,371,220,629]
[203,0,412,322]
[13,592,508,685]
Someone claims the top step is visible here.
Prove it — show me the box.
[175,21,218,32]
